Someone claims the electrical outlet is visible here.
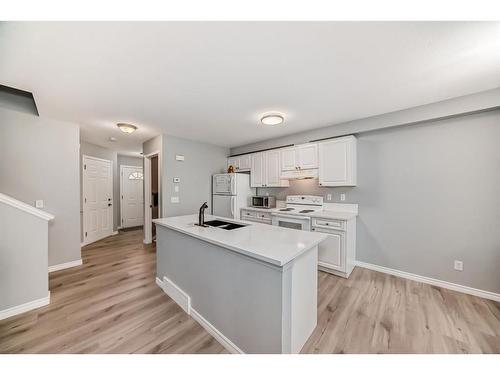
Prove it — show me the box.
[454,260,463,271]
[171,196,179,203]
[340,193,346,201]
[174,185,179,192]
[326,194,332,201]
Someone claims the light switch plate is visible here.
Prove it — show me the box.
[171,196,179,203]
[340,193,346,201]
[454,260,463,271]
[35,200,44,208]
[174,185,179,192]
[175,155,185,161]
[326,194,332,201]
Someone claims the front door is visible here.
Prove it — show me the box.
[83,156,113,244]
[121,166,144,228]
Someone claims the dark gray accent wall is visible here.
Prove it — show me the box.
[0,107,81,266]
[253,110,500,293]
[161,135,228,217]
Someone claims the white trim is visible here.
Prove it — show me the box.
[190,308,243,354]
[80,242,85,248]
[155,277,243,354]
[112,231,119,235]
[156,276,190,314]
[0,293,50,321]
[144,150,161,244]
[48,259,83,273]
[0,192,54,221]
[355,261,500,302]
[82,155,114,246]
[120,164,144,230]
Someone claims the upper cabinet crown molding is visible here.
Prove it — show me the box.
[318,135,357,187]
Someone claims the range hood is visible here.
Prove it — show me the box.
[280,168,318,180]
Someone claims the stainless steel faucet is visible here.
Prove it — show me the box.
[198,202,209,227]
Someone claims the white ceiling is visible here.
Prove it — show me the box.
[1,22,500,154]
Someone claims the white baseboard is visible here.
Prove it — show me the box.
[112,231,119,235]
[80,242,85,248]
[155,276,243,354]
[355,261,500,302]
[143,239,152,245]
[190,307,243,354]
[0,293,50,321]
[156,276,190,314]
[48,259,83,273]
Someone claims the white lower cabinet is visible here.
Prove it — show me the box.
[240,209,272,225]
[312,217,356,278]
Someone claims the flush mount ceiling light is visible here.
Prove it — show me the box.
[117,123,138,134]
[261,113,284,126]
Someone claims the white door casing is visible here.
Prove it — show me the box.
[120,165,144,228]
[144,151,161,244]
[83,155,113,245]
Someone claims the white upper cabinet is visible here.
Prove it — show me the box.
[239,154,251,170]
[280,143,318,171]
[250,152,265,187]
[265,150,282,187]
[251,151,289,188]
[227,154,251,172]
[318,135,357,186]
[280,148,296,171]
[296,143,318,169]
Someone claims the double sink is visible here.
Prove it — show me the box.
[204,219,247,231]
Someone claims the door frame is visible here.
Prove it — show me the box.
[143,150,161,244]
[82,154,114,246]
[120,164,144,229]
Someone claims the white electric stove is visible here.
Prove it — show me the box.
[271,195,324,231]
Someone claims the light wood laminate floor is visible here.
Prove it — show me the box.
[1,229,498,353]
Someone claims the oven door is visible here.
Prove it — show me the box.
[271,214,311,231]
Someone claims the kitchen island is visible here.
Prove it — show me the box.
[153,214,327,354]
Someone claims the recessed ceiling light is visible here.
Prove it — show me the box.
[108,136,117,142]
[117,123,138,134]
[261,114,284,126]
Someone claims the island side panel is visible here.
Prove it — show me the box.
[281,246,318,354]
[156,226,284,353]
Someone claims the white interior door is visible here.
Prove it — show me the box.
[83,156,113,244]
[121,166,144,228]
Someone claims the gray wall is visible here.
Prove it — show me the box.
[161,135,228,217]
[0,107,81,266]
[118,154,143,168]
[80,141,119,239]
[0,203,49,310]
[246,110,500,293]
[230,87,500,156]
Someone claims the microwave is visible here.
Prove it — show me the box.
[251,196,276,209]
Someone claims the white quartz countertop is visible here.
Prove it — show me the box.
[153,214,327,267]
[241,206,358,220]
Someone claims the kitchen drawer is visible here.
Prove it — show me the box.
[255,211,272,220]
[241,210,257,219]
[312,218,345,230]
[242,216,272,225]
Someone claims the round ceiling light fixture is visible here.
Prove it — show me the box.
[261,113,284,126]
[117,123,138,134]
